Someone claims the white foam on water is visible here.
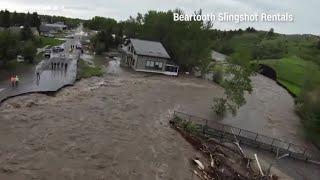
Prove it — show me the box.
[0,88,4,93]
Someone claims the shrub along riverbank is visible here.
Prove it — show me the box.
[77,59,104,80]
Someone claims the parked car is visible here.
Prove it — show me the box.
[52,46,64,53]
[43,33,55,38]
[16,55,24,62]
[76,43,82,50]
[65,35,74,39]
[44,49,51,58]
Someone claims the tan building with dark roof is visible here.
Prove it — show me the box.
[120,38,179,76]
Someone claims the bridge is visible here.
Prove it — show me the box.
[172,111,320,165]
[0,53,79,105]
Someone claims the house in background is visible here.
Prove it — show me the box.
[39,22,67,34]
[120,38,179,76]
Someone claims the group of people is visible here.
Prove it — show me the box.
[10,75,20,87]
[51,62,68,71]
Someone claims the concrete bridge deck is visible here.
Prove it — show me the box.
[0,55,79,105]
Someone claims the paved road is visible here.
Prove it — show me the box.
[0,27,84,104]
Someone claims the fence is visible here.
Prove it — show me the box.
[173,111,320,164]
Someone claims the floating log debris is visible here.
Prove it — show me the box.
[170,117,278,180]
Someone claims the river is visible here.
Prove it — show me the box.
[222,74,309,146]
[219,74,319,179]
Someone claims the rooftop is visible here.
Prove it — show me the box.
[211,50,228,62]
[130,39,171,59]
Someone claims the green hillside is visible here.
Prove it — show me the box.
[213,31,320,96]
[214,31,320,65]
[259,57,320,96]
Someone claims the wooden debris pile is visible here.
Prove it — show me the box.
[170,119,278,180]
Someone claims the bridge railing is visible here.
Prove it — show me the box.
[173,111,320,164]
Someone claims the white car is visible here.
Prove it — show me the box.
[17,55,24,62]
[53,46,64,53]
[65,35,74,39]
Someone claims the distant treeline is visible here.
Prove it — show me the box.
[0,9,82,29]
[0,9,83,67]
[0,10,40,28]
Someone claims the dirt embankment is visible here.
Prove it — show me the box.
[0,73,222,180]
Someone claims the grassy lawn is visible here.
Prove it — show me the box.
[259,57,320,96]
[38,37,65,47]
[77,59,104,79]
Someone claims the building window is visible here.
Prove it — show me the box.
[150,61,154,67]
[146,60,163,70]
[165,66,178,72]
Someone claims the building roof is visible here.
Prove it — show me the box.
[211,50,228,62]
[130,39,170,59]
[39,23,67,32]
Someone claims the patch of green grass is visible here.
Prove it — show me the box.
[3,60,33,70]
[77,59,104,79]
[38,37,65,47]
[92,55,107,67]
[278,80,301,96]
[259,57,320,96]
[214,32,320,66]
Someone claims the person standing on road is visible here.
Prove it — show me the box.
[10,75,15,87]
[36,66,41,80]
[15,75,19,86]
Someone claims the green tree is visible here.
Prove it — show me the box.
[137,9,212,71]
[22,40,37,63]
[11,11,18,26]
[267,28,274,37]
[1,9,10,28]
[91,29,115,54]
[94,41,106,55]
[20,25,34,41]
[24,12,31,26]
[317,40,320,50]
[16,13,25,26]
[212,52,256,116]
[119,19,140,38]
[0,10,3,26]
[296,69,320,144]
[0,30,19,65]
[84,16,117,31]
[31,12,41,29]
[136,13,143,25]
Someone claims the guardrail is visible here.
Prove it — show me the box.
[173,111,320,164]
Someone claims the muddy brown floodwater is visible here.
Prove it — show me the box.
[0,69,221,180]
[0,62,318,179]
[222,75,308,145]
